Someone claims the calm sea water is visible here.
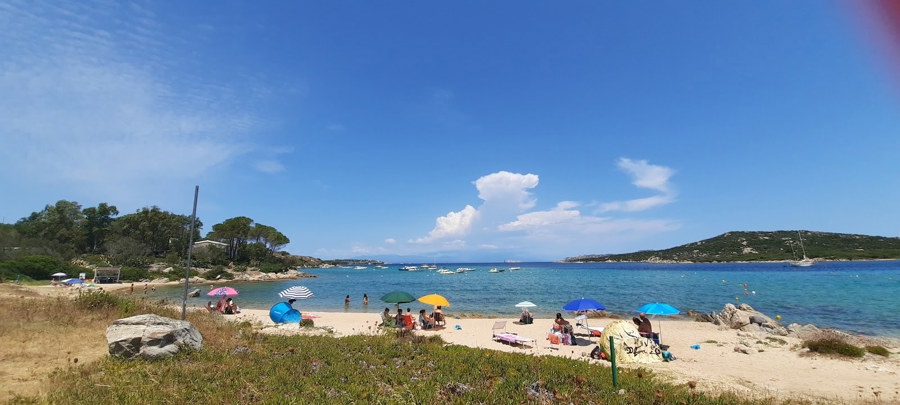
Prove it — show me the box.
[154,261,900,338]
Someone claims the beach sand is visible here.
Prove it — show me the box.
[232,308,900,404]
[14,284,900,403]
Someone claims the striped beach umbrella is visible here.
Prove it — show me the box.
[279,285,314,300]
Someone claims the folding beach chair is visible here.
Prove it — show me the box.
[575,315,604,337]
[491,321,536,348]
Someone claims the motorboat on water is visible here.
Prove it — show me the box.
[508,267,521,271]
[398,266,419,271]
[488,268,504,273]
[437,268,455,275]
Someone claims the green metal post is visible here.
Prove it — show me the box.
[609,335,618,388]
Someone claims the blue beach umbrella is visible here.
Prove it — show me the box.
[636,302,680,339]
[562,298,606,312]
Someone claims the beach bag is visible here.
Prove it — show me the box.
[662,351,676,362]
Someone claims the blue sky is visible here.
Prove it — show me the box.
[2,1,899,262]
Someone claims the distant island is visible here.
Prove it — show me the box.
[563,230,900,263]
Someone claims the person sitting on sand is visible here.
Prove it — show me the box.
[381,307,396,327]
[554,313,575,344]
[216,297,228,313]
[395,308,405,328]
[432,306,445,325]
[519,307,533,324]
[638,312,653,338]
[224,297,240,314]
[419,309,435,329]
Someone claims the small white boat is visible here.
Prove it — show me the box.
[488,268,504,273]
[508,267,521,271]
[455,267,474,273]
[437,268,455,275]
[399,266,419,271]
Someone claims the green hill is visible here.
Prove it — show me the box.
[563,230,900,263]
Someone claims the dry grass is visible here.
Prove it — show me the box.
[0,284,246,402]
[0,285,112,402]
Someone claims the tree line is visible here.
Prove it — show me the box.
[0,200,298,281]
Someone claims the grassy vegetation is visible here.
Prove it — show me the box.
[865,345,891,357]
[2,288,786,404]
[802,338,866,358]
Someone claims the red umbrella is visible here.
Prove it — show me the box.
[207,286,239,297]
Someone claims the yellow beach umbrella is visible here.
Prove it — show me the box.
[418,294,450,307]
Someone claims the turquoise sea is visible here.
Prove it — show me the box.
[154,260,900,338]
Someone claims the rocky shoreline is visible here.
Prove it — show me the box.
[693,303,898,349]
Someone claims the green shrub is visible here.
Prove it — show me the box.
[75,291,136,317]
[300,319,315,327]
[257,262,283,273]
[202,267,234,280]
[803,338,865,357]
[119,266,151,282]
[865,345,890,357]
[0,255,71,280]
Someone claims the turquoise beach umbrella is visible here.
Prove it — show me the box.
[636,302,680,340]
[636,303,679,316]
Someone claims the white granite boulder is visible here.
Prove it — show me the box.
[106,314,202,359]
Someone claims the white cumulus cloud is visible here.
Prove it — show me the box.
[599,158,677,213]
[405,158,680,259]
[412,205,478,244]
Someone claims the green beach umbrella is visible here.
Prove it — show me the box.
[380,291,416,304]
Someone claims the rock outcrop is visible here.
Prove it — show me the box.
[699,304,787,335]
[106,314,202,360]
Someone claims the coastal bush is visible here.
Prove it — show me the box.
[803,338,865,357]
[202,267,234,280]
[865,345,890,357]
[118,266,150,282]
[257,262,282,273]
[0,255,72,280]
[75,291,136,317]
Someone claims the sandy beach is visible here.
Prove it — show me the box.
[16,283,900,403]
[230,307,900,404]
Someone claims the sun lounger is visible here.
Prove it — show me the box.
[575,315,604,337]
[491,321,536,348]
